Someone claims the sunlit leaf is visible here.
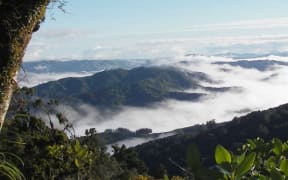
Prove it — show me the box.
[235,152,256,177]
[272,138,282,156]
[215,145,232,165]
[280,159,288,176]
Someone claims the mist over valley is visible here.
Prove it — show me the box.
[17,53,288,137]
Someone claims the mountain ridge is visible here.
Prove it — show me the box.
[33,66,231,107]
[134,103,288,176]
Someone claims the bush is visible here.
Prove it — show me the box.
[186,138,288,180]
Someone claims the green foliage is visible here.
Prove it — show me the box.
[2,100,147,180]
[135,103,288,177]
[234,152,255,177]
[186,138,288,180]
[34,67,208,107]
[0,152,25,180]
[186,144,219,180]
[215,145,232,164]
[0,114,148,179]
[239,138,288,179]
[112,145,148,179]
[46,140,94,179]
[213,145,256,180]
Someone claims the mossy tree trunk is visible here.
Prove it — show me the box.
[0,0,51,129]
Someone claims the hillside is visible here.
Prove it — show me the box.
[134,103,288,177]
[214,60,288,71]
[33,66,230,107]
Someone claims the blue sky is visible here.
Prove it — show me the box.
[24,0,288,61]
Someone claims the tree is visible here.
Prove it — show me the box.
[135,128,152,136]
[0,0,65,129]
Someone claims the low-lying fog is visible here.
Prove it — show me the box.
[19,55,288,136]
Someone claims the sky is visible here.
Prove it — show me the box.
[24,0,288,61]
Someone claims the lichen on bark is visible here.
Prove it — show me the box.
[0,0,51,129]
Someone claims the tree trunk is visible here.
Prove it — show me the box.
[0,0,50,129]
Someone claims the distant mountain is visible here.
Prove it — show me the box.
[215,52,288,59]
[33,66,231,107]
[135,103,288,176]
[214,60,288,71]
[23,59,149,74]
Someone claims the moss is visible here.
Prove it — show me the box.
[0,0,50,129]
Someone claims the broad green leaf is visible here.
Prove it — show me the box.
[215,145,232,165]
[266,156,277,170]
[280,159,288,176]
[186,143,201,171]
[235,152,256,177]
[272,138,282,156]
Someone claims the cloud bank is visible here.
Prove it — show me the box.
[30,55,288,136]
[24,17,288,61]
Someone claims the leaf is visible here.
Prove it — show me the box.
[215,145,232,165]
[266,156,277,170]
[235,152,256,177]
[214,165,231,176]
[280,159,288,176]
[257,174,267,180]
[74,158,80,168]
[74,140,81,153]
[247,139,256,149]
[0,161,25,180]
[186,143,201,171]
[233,153,245,165]
[282,143,288,154]
[272,138,282,156]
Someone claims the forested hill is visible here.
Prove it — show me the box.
[134,103,288,177]
[32,66,229,107]
[213,60,288,71]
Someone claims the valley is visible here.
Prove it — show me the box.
[16,53,288,136]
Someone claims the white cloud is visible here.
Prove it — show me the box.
[23,16,288,61]
[76,34,288,60]
[24,41,51,60]
[17,72,96,87]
